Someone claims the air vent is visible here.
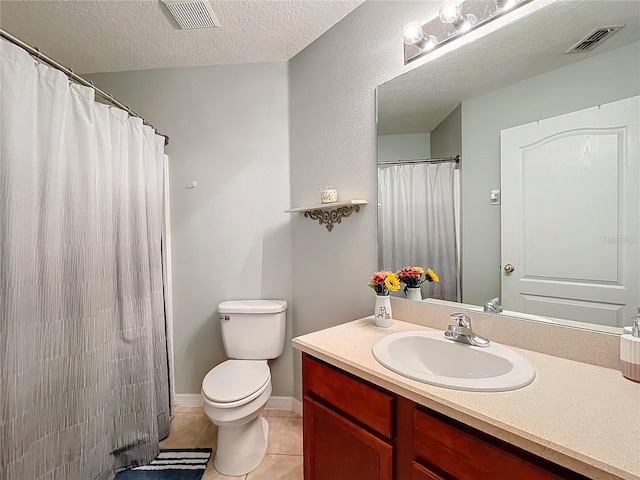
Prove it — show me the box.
[161,1,220,29]
[566,26,624,53]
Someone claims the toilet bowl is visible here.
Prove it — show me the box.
[201,360,272,476]
[201,300,287,476]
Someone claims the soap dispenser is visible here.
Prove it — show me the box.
[620,307,640,382]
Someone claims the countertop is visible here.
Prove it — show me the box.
[292,317,640,480]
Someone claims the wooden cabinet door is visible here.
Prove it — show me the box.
[303,396,393,480]
[412,461,448,480]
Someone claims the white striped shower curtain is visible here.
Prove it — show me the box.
[378,161,459,302]
[0,40,170,479]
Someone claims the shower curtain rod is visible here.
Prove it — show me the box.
[0,29,170,146]
[378,155,460,166]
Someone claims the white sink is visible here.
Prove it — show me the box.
[372,330,536,392]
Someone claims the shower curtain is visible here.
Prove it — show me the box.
[378,162,459,301]
[0,40,170,479]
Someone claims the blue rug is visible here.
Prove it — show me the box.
[115,449,212,480]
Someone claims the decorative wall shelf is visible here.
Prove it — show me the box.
[285,200,367,232]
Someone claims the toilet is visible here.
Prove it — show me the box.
[201,299,287,476]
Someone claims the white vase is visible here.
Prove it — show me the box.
[374,295,392,327]
[406,287,422,301]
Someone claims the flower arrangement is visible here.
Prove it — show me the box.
[368,270,401,296]
[396,266,439,295]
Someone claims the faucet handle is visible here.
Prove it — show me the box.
[450,313,472,328]
[631,307,640,337]
[484,297,503,313]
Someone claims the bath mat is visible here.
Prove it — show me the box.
[115,448,212,480]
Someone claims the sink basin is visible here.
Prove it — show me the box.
[372,330,535,392]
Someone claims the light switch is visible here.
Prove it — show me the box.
[490,189,501,205]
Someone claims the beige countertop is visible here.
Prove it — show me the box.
[292,317,640,480]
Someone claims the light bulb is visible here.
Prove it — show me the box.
[421,35,439,51]
[439,1,463,24]
[459,14,477,32]
[402,22,439,51]
[403,21,425,45]
[496,0,517,9]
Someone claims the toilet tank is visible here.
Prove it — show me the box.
[218,300,287,359]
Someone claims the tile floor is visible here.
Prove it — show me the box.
[160,406,303,480]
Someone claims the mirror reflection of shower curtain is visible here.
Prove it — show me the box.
[378,162,459,301]
[0,40,170,479]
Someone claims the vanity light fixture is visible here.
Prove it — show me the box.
[403,0,532,64]
[495,0,518,10]
[439,1,477,32]
[402,22,439,51]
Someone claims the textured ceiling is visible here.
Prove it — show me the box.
[377,0,640,135]
[0,0,365,73]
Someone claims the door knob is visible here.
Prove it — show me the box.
[504,264,515,273]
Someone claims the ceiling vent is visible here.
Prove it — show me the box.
[566,26,624,53]
[161,1,220,29]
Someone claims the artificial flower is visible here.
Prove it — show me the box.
[384,274,400,292]
[397,265,439,295]
[396,266,425,288]
[369,270,401,296]
[426,268,439,283]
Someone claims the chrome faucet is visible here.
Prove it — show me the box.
[444,313,490,347]
[483,297,503,314]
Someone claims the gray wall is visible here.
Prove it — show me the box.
[86,4,639,401]
[430,104,461,159]
[377,133,430,162]
[461,41,640,305]
[288,1,441,399]
[87,62,293,396]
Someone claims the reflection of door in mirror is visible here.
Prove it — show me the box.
[376,0,640,331]
[501,96,639,328]
[377,106,461,302]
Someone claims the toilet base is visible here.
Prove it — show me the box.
[214,415,269,476]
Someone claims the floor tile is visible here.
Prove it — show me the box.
[266,409,301,418]
[246,454,302,480]
[162,409,302,480]
[159,412,211,449]
[201,454,246,480]
[265,417,303,455]
[198,423,218,449]
[175,405,205,414]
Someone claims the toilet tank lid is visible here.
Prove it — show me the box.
[218,299,287,314]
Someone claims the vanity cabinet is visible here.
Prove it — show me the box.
[411,407,586,480]
[302,353,394,480]
[303,397,393,480]
[302,354,588,480]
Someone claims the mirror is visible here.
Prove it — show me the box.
[376,0,640,332]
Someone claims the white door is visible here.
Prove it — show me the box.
[501,96,639,327]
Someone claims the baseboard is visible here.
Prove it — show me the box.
[292,397,303,416]
[175,393,203,407]
[175,393,301,414]
[264,396,293,410]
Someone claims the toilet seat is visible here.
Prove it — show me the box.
[202,359,270,408]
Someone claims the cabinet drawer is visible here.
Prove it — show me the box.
[412,461,448,480]
[302,354,394,439]
[413,407,588,480]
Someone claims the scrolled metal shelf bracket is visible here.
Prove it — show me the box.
[304,204,361,232]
